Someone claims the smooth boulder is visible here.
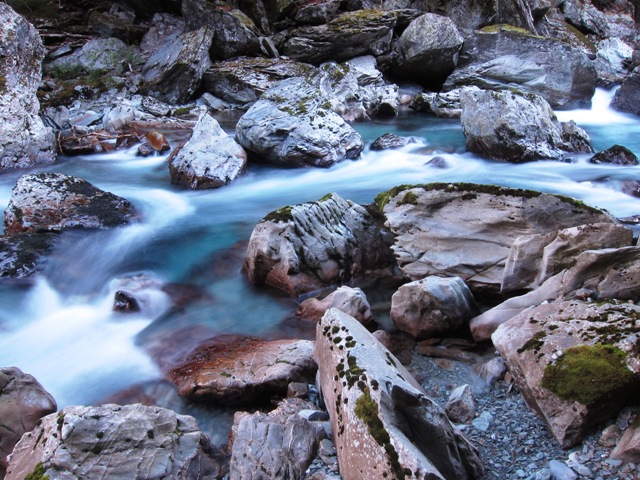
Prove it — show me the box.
[589,144,639,166]
[296,285,373,324]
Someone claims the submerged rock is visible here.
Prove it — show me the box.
[589,144,639,166]
[0,233,58,278]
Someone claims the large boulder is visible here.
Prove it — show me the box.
[376,183,615,296]
[0,233,58,277]
[141,26,213,105]
[595,38,633,86]
[316,308,483,480]
[235,78,363,167]
[279,10,396,64]
[460,88,593,162]
[4,173,136,234]
[391,13,464,89]
[5,403,226,480]
[296,285,374,324]
[168,111,247,189]
[611,67,640,116]
[169,335,316,404]
[443,27,597,109]
[243,193,390,296]
[0,367,56,479]
[0,4,56,171]
[492,300,640,448]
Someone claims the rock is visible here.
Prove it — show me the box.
[4,173,136,235]
[279,10,396,64]
[87,5,147,44]
[376,183,614,296]
[471,410,493,432]
[445,384,477,424]
[492,300,640,448]
[0,367,56,479]
[235,77,363,167]
[139,13,185,55]
[460,88,593,162]
[370,133,415,150]
[611,67,640,116]
[611,416,640,461]
[371,330,415,365]
[111,273,171,316]
[589,144,639,165]
[296,286,374,324]
[595,38,633,86]
[0,4,56,171]
[169,335,316,404]
[141,26,213,105]
[501,223,633,295]
[5,404,226,480]
[599,424,623,448]
[201,57,315,106]
[146,130,171,152]
[0,233,58,278]
[295,1,341,25]
[168,111,247,189]
[472,245,640,340]
[443,27,597,109]
[243,193,390,296]
[410,90,461,118]
[317,308,483,479]
[548,460,577,480]
[392,13,464,89]
[390,276,479,340]
[473,357,507,388]
[228,398,321,480]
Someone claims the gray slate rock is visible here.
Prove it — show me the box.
[47,37,141,76]
[446,384,477,424]
[589,144,639,165]
[410,90,462,118]
[611,67,640,116]
[595,38,633,87]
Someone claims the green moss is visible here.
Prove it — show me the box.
[541,343,634,406]
[517,331,547,354]
[263,205,294,223]
[565,24,597,54]
[25,462,49,480]
[480,23,545,39]
[374,184,419,210]
[397,191,418,206]
[318,193,334,202]
[173,106,194,116]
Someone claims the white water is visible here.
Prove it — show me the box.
[0,88,639,413]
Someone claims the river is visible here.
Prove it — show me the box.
[0,88,639,443]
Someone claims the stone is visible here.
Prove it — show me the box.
[316,308,483,479]
[4,173,136,235]
[548,460,577,480]
[460,88,593,162]
[595,38,634,86]
[599,424,623,448]
[146,131,170,152]
[589,144,639,166]
[390,276,479,340]
[296,286,373,324]
[446,384,477,424]
[611,416,640,462]
[471,411,493,432]
[88,6,147,44]
[0,4,56,171]
[0,367,56,479]
[235,78,364,168]
[410,90,461,118]
[0,233,58,278]
[370,133,414,151]
[47,37,141,76]
[243,193,390,296]
[611,67,640,116]
[168,111,247,189]
[169,335,316,404]
[5,404,226,480]
[111,273,171,317]
[139,12,185,55]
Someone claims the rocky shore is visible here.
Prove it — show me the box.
[2,0,640,479]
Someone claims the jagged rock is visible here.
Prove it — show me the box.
[243,193,390,296]
[589,144,639,165]
[316,308,483,479]
[279,10,396,64]
[376,183,614,296]
[295,0,341,25]
[460,88,593,162]
[0,4,56,171]
[168,111,246,189]
[47,37,142,76]
[445,385,476,424]
[139,13,186,55]
[392,13,463,89]
[228,398,322,479]
[296,286,373,324]
[87,5,147,43]
[443,27,597,109]
[0,233,58,277]
[595,38,633,86]
[4,173,136,234]
[141,26,213,104]
[370,133,415,150]
[5,404,226,480]
[611,67,640,116]
[390,276,479,339]
[502,223,633,295]
[492,300,640,448]
[235,78,363,167]
[169,335,316,404]
[611,417,640,461]
[0,367,56,479]
[410,90,461,118]
[472,245,640,341]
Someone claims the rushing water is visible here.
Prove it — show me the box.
[1,88,640,441]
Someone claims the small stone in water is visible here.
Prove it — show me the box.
[146,130,170,152]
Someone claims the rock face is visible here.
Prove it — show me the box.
[589,145,638,165]
[0,4,56,171]
[235,78,364,167]
[390,276,479,340]
[377,183,614,296]
[47,37,139,76]
[0,367,56,479]
[392,13,464,89]
[443,28,597,109]
[169,335,316,404]
[142,26,213,104]
[595,38,633,86]
[296,285,373,324]
[0,233,58,277]
[243,193,390,296]
[5,404,226,480]
[168,112,247,189]
[460,88,593,162]
[492,300,640,448]
[611,67,640,116]
[4,173,136,234]
[316,308,483,480]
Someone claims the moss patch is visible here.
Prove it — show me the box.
[25,462,49,480]
[263,205,294,223]
[480,23,545,39]
[541,343,634,406]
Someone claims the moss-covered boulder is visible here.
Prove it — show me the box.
[492,300,640,448]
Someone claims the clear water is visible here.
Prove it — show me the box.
[0,88,639,440]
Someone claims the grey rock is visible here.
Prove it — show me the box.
[47,37,142,75]
[88,6,146,44]
[472,411,493,432]
[595,38,633,87]
[611,415,640,461]
[296,286,374,324]
[0,233,58,278]
[611,67,640,116]
[410,90,462,118]
[139,12,185,55]
[548,460,577,480]
[446,384,477,424]
[589,144,639,165]
[370,133,414,150]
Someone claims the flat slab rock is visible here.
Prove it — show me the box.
[169,334,316,405]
